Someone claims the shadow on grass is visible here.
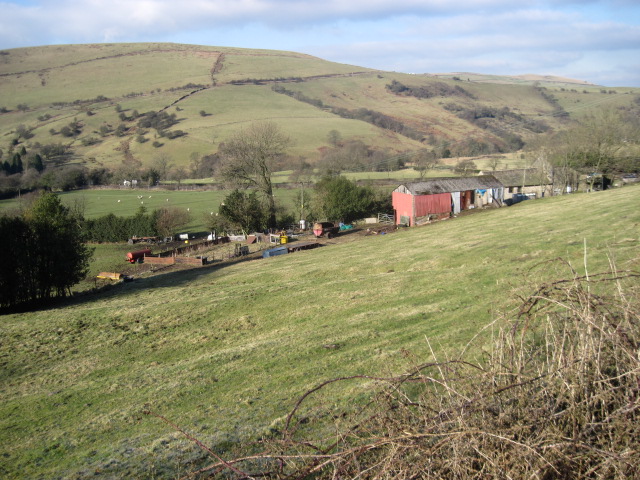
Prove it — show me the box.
[0,252,265,315]
[1,227,386,314]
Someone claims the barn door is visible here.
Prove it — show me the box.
[460,190,473,210]
[451,192,461,214]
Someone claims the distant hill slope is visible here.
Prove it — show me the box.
[0,43,637,171]
[432,72,597,86]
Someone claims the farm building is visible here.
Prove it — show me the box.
[485,169,553,203]
[392,176,504,226]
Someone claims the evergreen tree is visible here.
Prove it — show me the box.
[28,153,44,172]
[0,216,36,307]
[217,190,265,234]
[11,152,23,174]
[0,193,94,309]
[311,175,375,223]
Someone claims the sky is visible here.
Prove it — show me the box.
[1,0,639,87]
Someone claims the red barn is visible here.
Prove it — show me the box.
[392,176,504,226]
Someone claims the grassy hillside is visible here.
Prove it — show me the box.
[1,43,637,172]
[1,185,638,478]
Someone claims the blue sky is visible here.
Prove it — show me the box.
[1,0,639,86]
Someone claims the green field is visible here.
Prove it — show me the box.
[0,186,303,232]
[1,184,638,478]
[0,166,453,235]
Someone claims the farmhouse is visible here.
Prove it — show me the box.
[486,168,553,203]
[392,175,504,226]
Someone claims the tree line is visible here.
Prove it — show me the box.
[83,206,190,242]
[271,85,423,141]
[0,193,92,310]
[525,104,640,191]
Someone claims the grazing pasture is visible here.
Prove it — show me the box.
[0,187,302,233]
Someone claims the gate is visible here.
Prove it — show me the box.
[377,213,394,225]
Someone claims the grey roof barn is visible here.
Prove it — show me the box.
[392,175,505,226]
[395,175,504,195]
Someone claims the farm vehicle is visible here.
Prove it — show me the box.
[127,236,161,245]
[126,249,151,263]
[313,222,340,238]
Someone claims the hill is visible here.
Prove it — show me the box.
[1,185,638,478]
[432,72,597,86]
[1,43,638,174]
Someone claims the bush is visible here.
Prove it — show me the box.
[311,175,376,222]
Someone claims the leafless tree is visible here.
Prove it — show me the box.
[413,148,440,179]
[454,158,477,176]
[152,152,173,181]
[155,207,190,238]
[219,122,290,228]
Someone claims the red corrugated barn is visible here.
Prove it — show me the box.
[392,176,504,226]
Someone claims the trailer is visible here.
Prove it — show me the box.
[96,272,133,282]
[313,222,340,238]
[127,236,160,245]
[126,249,151,263]
[262,246,288,258]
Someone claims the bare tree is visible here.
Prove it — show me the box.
[219,122,290,228]
[152,153,173,182]
[487,156,501,172]
[454,159,477,176]
[170,167,187,189]
[155,207,191,238]
[412,148,440,179]
[534,108,638,193]
[289,157,315,222]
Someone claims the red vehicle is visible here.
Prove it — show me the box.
[126,249,151,263]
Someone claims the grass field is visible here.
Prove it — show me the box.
[0,186,303,232]
[1,184,638,478]
[0,166,460,234]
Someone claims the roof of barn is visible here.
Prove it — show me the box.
[395,175,504,195]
